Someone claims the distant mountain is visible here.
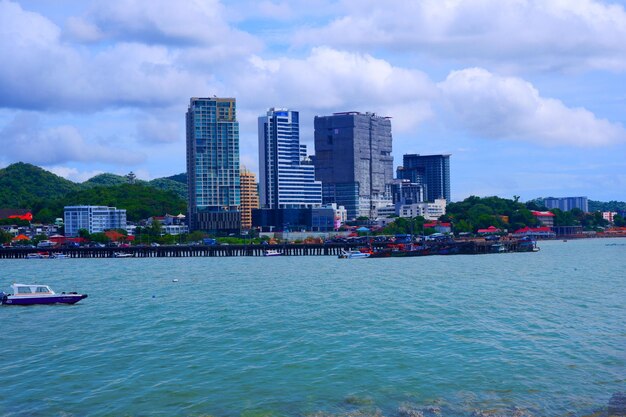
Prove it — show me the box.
[589,200,626,212]
[0,162,81,208]
[82,172,187,200]
[83,173,130,188]
[0,162,187,222]
[147,178,187,200]
[49,184,186,222]
[163,173,187,184]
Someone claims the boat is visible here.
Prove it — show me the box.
[0,283,88,305]
[113,252,134,258]
[50,253,69,259]
[26,252,50,259]
[338,250,371,259]
[263,249,283,257]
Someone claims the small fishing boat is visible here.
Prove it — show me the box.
[0,283,88,305]
[113,252,133,258]
[263,249,283,257]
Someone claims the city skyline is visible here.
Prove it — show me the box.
[1,0,626,202]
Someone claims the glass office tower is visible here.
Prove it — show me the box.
[186,97,241,233]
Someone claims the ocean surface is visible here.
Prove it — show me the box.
[0,238,624,417]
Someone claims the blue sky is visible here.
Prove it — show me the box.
[1,0,625,202]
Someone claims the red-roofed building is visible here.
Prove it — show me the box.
[513,226,555,239]
[424,222,452,234]
[477,226,501,234]
[531,211,555,227]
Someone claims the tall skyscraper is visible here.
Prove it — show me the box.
[397,154,451,203]
[240,168,259,230]
[258,108,322,209]
[314,112,393,219]
[186,97,241,233]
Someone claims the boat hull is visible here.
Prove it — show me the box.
[2,294,88,305]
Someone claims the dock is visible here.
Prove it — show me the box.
[0,239,535,259]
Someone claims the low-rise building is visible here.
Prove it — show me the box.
[531,211,555,227]
[64,205,127,237]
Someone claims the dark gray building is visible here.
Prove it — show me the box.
[314,112,394,219]
[397,154,451,203]
[186,97,241,234]
[252,207,335,232]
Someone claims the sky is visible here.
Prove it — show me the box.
[1,0,625,202]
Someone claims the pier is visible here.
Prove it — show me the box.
[0,239,535,259]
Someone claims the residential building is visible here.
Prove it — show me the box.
[544,197,588,212]
[258,108,322,209]
[531,210,555,227]
[397,199,447,221]
[64,206,127,237]
[314,112,394,220]
[397,154,451,203]
[240,168,260,230]
[186,97,241,233]
[391,179,425,205]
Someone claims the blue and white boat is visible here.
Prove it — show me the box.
[338,250,371,259]
[0,283,88,305]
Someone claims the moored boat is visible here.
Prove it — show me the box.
[338,250,370,259]
[263,249,283,257]
[0,283,88,305]
[113,252,134,258]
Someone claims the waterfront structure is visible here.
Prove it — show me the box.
[64,205,127,237]
[240,168,260,230]
[544,196,588,212]
[186,97,241,233]
[314,112,394,219]
[258,108,322,209]
[397,154,451,203]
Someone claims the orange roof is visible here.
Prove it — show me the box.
[12,234,30,241]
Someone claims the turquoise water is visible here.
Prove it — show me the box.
[0,239,624,416]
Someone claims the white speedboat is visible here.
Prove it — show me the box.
[263,249,283,256]
[338,250,371,259]
[0,283,87,305]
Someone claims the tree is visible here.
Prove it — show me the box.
[0,229,12,244]
[78,228,91,239]
[614,214,625,227]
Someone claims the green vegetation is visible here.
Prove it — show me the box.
[445,196,538,233]
[0,163,187,222]
[39,184,186,222]
[588,200,626,213]
[0,162,81,207]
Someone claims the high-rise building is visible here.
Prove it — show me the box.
[397,154,451,203]
[240,168,259,230]
[258,108,322,209]
[64,206,127,237]
[186,97,241,233]
[544,197,588,212]
[314,112,394,219]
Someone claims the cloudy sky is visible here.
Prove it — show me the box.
[1,0,625,202]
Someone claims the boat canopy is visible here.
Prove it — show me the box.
[10,284,54,295]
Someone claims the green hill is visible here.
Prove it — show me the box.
[147,178,187,200]
[0,162,81,208]
[46,184,186,222]
[163,173,187,184]
[83,173,130,188]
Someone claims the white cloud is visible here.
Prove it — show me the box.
[236,47,437,132]
[438,67,626,147]
[0,1,248,112]
[0,113,145,166]
[45,166,104,183]
[136,116,181,144]
[293,0,626,72]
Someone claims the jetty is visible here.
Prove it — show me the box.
[0,239,536,259]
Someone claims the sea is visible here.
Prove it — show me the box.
[0,238,624,417]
